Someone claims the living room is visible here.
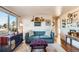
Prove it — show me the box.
[0,6,79,52]
[0,6,62,52]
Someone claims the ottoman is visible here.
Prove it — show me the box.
[30,39,48,52]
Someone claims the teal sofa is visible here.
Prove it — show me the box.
[25,31,54,43]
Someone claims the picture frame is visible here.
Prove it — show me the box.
[62,23,66,28]
[34,22,41,26]
[62,19,66,28]
[45,20,51,26]
[67,19,72,24]
[77,22,79,27]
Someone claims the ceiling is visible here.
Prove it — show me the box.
[4,6,79,17]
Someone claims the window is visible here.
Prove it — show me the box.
[0,11,18,35]
[0,11,8,35]
[9,15,17,32]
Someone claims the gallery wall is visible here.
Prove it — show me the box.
[61,8,79,34]
[60,8,79,48]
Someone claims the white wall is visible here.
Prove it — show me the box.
[60,8,79,48]
[60,8,79,35]
[22,15,54,39]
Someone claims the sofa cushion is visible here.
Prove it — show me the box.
[29,30,34,37]
[44,39,53,43]
[40,35,51,39]
[29,35,40,39]
[45,31,51,37]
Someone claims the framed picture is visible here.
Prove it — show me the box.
[77,22,79,27]
[67,19,72,24]
[62,23,66,28]
[62,19,66,28]
[46,20,51,26]
[34,22,41,26]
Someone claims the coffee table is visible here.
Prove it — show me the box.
[30,39,48,52]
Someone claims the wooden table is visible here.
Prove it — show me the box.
[66,35,79,46]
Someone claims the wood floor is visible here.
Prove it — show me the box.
[14,41,65,52]
[14,42,57,52]
[61,39,79,52]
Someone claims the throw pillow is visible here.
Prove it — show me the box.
[29,30,34,37]
[45,31,51,37]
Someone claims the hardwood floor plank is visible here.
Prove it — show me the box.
[61,39,79,52]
